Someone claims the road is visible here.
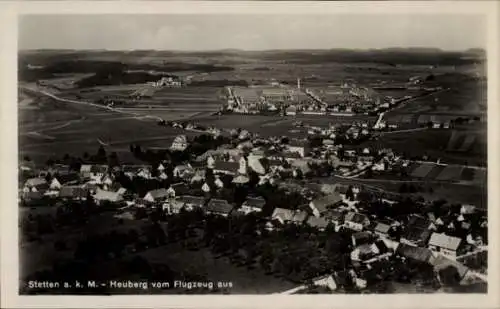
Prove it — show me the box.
[20,85,163,122]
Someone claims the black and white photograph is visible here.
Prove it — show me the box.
[1,1,499,308]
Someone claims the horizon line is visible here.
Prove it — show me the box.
[18,47,486,53]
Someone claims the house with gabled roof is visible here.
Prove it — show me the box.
[59,186,89,200]
[309,193,343,217]
[212,161,239,176]
[50,173,80,190]
[143,188,171,204]
[291,211,308,225]
[311,274,337,291]
[427,232,464,258]
[206,199,233,217]
[271,208,295,225]
[240,196,266,214]
[395,243,436,264]
[401,214,435,247]
[286,139,311,158]
[372,222,393,238]
[344,212,370,231]
[306,216,329,231]
[93,188,124,205]
[89,165,108,182]
[23,177,49,193]
[173,164,194,179]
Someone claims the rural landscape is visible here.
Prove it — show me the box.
[18,15,487,295]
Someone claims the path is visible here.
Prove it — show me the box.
[20,85,163,122]
[379,127,429,135]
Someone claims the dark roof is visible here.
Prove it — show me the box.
[403,215,432,243]
[396,243,433,263]
[54,173,80,184]
[179,195,206,206]
[352,231,373,245]
[23,191,43,200]
[213,161,239,173]
[345,212,369,224]
[325,210,345,221]
[90,165,108,173]
[207,199,233,215]
[243,197,266,209]
[283,151,303,159]
[311,193,343,213]
[33,183,50,192]
[59,186,89,199]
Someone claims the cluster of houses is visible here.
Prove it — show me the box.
[285,198,486,292]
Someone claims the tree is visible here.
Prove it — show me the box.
[97,146,107,162]
[108,152,120,168]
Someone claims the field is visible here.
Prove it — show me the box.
[363,127,486,167]
[18,93,200,163]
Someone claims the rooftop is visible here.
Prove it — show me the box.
[428,232,462,251]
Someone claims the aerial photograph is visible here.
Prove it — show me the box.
[18,14,487,294]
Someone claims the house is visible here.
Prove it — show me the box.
[143,188,171,203]
[460,204,476,215]
[173,164,194,179]
[401,215,434,246]
[89,165,108,182]
[427,232,464,258]
[291,211,308,225]
[137,167,153,179]
[285,105,297,116]
[59,186,89,200]
[431,255,469,284]
[240,197,266,214]
[286,139,311,158]
[309,193,343,217]
[169,195,207,213]
[212,161,239,176]
[23,177,49,193]
[80,164,92,178]
[344,212,370,231]
[325,210,345,229]
[93,188,124,205]
[247,154,266,175]
[179,195,206,209]
[171,135,189,152]
[169,182,188,196]
[50,173,80,190]
[351,242,383,262]
[372,222,392,238]
[22,191,43,202]
[311,274,337,291]
[206,199,233,217]
[271,208,295,225]
[306,216,329,231]
[395,243,435,264]
[351,231,373,247]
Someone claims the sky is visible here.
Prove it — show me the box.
[19,14,485,51]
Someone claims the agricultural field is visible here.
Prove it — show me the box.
[363,128,486,167]
[18,94,198,163]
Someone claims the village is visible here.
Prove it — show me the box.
[19,115,488,293]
